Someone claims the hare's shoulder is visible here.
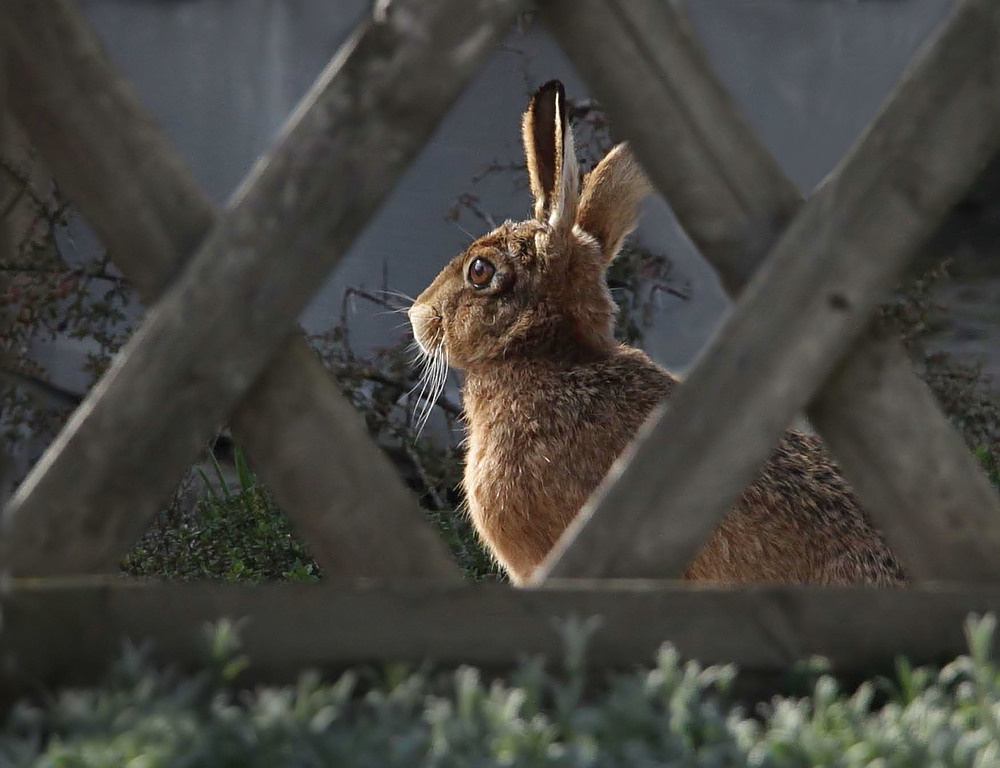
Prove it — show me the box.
[515,347,677,437]
[463,346,675,437]
[592,346,677,395]
[554,346,677,413]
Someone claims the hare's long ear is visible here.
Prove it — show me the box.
[522,80,579,231]
[576,143,650,263]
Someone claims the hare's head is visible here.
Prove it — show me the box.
[409,81,649,373]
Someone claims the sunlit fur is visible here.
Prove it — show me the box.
[410,81,903,586]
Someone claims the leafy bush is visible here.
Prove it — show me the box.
[3,615,1000,766]
[885,261,1000,489]
[122,448,319,583]
[122,444,499,583]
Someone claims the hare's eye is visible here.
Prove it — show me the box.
[467,257,495,289]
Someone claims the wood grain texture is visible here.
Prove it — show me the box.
[538,0,1000,581]
[540,0,1000,582]
[0,0,523,576]
[0,577,994,704]
[810,331,1000,579]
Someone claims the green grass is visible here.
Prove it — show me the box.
[122,447,319,583]
[976,444,1000,488]
[122,445,499,583]
[123,429,999,586]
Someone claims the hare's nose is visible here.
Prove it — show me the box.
[407,302,430,328]
[408,303,438,352]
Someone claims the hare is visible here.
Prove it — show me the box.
[409,80,904,587]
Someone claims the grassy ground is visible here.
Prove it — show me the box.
[121,412,1000,587]
[121,445,501,584]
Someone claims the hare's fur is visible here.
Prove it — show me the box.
[410,81,903,586]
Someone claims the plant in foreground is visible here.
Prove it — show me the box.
[3,615,1000,765]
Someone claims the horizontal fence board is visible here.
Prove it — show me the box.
[0,578,996,705]
[0,0,524,576]
[541,0,1000,582]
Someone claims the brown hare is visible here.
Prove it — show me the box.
[409,80,903,587]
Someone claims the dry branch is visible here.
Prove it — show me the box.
[0,0,524,576]
[539,0,1000,581]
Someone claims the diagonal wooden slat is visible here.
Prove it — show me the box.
[0,0,524,576]
[0,0,462,579]
[2,577,998,709]
[537,0,1000,582]
[542,0,1000,582]
[551,1,801,300]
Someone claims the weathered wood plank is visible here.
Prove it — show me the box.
[538,0,1000,581]
[548,0,802,298]
[540,0,1000,582]
[1,1,460,581]
[0,0,523,575]
[0,0,462,580]
[0,578,995,703]
[809,331,1000,578]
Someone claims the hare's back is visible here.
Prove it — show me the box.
[686,431,905,585]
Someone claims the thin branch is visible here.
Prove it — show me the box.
[0,364,83,408]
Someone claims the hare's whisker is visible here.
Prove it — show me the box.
[412,373,433,430]
[424,352,445,419]
[375,289,416,305]
[415,349,448,439]
[449,220,476,243]
[403,351,433,401]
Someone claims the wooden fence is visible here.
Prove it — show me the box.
[2,0,1000,702]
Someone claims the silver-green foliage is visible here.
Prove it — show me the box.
[2,615,1000,766]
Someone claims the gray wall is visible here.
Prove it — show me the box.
[42,0,957,386]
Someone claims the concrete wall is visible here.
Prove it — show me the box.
[36,0,965,387]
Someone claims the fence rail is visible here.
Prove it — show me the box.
[0,577,995,706]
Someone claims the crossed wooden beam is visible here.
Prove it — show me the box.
[1,0,1000,698]
[536,0,1000,582]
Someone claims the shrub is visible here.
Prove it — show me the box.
[3,615,1000,766]
[122,447,318,583]
[122,444,498,583]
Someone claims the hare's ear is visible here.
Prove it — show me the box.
[522,80,579,231]
[576,143,650,263]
